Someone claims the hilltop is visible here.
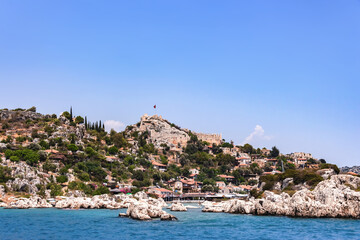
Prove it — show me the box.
[0,107,356,203]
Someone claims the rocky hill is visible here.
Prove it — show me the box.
[341,166,360,174]
[0,107,354,218]
[126,114,190,151]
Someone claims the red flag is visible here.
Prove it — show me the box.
[154,105,156,109]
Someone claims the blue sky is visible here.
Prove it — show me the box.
[0,1,359,166]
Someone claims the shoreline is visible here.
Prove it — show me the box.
[1,175,359,220]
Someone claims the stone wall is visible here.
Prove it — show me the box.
[194,132,222,145]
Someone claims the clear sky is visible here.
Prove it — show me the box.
[0,1,359,166]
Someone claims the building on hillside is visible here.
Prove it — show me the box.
[147,187,173,198]
[295,158,307,166]
[261,148,271,156]
[239,185,253,193]
[236,154,251,164]
[265,158,278,165]
[216,181,226,188]
[194,132,222,145]
[180,179,202,193]
[151,160,167,172]
[44,149,59,154]
[253,159,267,168]
[290,152,314,160]
[218,174,235,183]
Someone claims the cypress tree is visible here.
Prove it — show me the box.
[70,106,73,122]
[85,116,87,129]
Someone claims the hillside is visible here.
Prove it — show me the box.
[0,107,355,201]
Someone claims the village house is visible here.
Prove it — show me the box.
[239,185,253,193]
[151,160,167,172]
[236,153,251,164]
[265,158,278,165]
[253,158,267,168]
[180,178,202,193]
[44,149,59,154]
[172,180,183,193]
[261,148,271,156]
[216,181,226,189]
[147,187,173,198]
[218,174,235,183]
[295,158,307,166]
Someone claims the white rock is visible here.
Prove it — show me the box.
[170,202,187,211]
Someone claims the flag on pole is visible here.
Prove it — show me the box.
[154,105,156,109]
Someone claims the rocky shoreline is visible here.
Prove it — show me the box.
[202,175,360,219]
[1,175,359,220]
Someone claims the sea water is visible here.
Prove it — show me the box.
[0,207,359,240]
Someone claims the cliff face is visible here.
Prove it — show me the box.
[130,114,191,150]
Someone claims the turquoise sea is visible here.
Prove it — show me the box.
[0,207,359,240]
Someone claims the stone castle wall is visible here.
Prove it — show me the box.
[195,132,222,145]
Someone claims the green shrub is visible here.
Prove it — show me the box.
[259,174,279,190]
[39,140,49,149]
[108,146,118,155]
[320,163,340,174]
[43,161,57,172]
[250,189,263,199]
[93,185,110,195]
[47,183,62,197]
[67,144,78,152]
[0,166,12,183]
[10,156,20,162]
[75,116,84,124]
[56,175,68,183]
[78,172,90,181]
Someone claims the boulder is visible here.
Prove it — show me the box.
[123,200,177,221]
[317,168,336,180]
[160,212,178,221]
[170,202,187,211]
[281,178,293,190]
[134,191,148,200]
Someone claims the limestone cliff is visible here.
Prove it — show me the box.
[128,114,191,150]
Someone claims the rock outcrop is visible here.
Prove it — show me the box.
[5,162,50,194]
[123,200,177,221]
[317,168,336,179]
[6,196,52,209]
[134,191,148,200]
[170,202,187,211]
[2,193,144,210]
[203,175,360,218]
[129,114,190,150]
[0,109,44,121]
[55,194,123,209]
